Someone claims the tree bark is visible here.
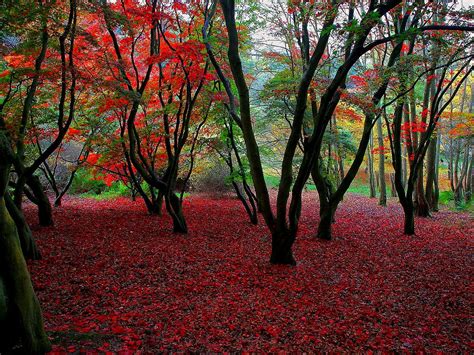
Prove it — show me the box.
[402,199,415,235]
[270,228,296,265]
[317,202,336,240]
[27,175,53,227]
[432,133,441,211]
[425,134,437,210]
[5,192,41,260]
[465,149,473,203]
[165,192,187,233]
[0,132,50,353]
[377,116,387,206]
[367,132,376,198]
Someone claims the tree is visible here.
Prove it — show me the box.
[0,109,50,355]
[206,0,408,264]
[386,35,473,234]
[89,0,213,232]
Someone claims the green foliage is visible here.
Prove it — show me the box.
[70,169,106,195]
[79,181,130,200]
[439,191,473,212]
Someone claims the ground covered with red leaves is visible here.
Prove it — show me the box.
[26,193,473,353]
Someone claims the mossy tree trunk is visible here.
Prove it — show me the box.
[5,192,41,260]
[0,132,50,353]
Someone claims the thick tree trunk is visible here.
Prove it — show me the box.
[5,193,41,260]
[465,149,473,203]
[402,199,415,235]
[0,200,51,353]
[165,192,187,233]
[414,169,430,217]
[27,175,53,226]
[270,228,296,265]
[317,202,336,240]
[0,133,50,353]
[147,189,163,216]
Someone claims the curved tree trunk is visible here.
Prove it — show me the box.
[27,175,53,227]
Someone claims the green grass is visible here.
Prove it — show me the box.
[264,175,280,188]
[346,183,371,196]
[79,181,130,200]
[265,175,317,191]
[439,190,473,212]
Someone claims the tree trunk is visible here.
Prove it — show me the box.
[27,175,53,227]
[0,200,51,353]
[402,145,408,190]
[414,168,430,217]
[54,196,62,207]
[147,189,163,216]
[425,134,437,211]
[54,168,77,208]
[0,133,50,353]
[5,193,41,260]
[465,149,473,203]
[165,192,187,233]
[377,117,387,206]
[270,228,296,265]
[402,199,415,235]
[317,202,336,240]
[367,132,376,198]
[390,173,397,197]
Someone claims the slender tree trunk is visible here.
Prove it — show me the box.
[377,117,387,206]
[425,134,437,210]
[367,132,376,198]
[54,168,77,207]
[390,174,397,197]
[432,133,441,211]
[402,145,408,190]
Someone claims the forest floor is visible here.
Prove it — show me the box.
[26,193,473,353]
